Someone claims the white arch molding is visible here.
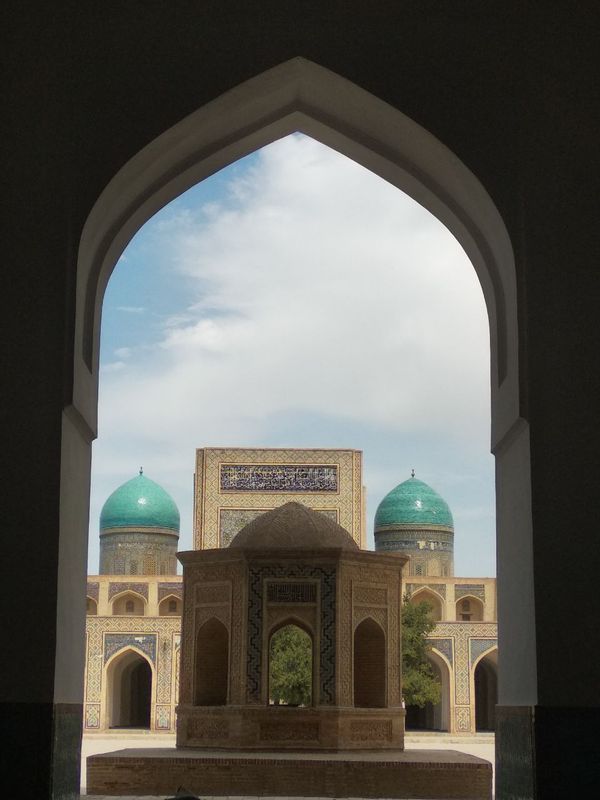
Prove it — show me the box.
[57,58,536,731]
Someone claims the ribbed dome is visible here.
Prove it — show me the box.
[100,472,180,533]
[229,502,358,550]
[374,477,453,530]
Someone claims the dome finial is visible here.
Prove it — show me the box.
[139,466,143,476]
[411,468,415,478]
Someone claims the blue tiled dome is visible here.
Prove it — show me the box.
[374,476,453,530]
[100,472,180,533]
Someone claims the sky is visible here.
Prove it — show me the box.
[90,133,495,576]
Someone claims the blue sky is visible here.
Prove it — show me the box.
[90,134,495,576]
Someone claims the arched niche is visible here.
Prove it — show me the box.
[59,57,535,741]
[111,591,146,616]
[268,621,313,706]
[105,648,153,729]
[474,647,498,731]
[159,595,181,616]
[410,589,444,622]
[456,595,484,622]
[86,597,97,616]
[354,617,386,708]
[405,648,451,732]
[195,617,229,706]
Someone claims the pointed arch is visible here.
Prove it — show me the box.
[104,647,153,729]
[59,55,536,747]
[110,590,147,616]
[410,588,444,621]
[195,617,229,706]
[268,620,314,706]
[456,594,484,622]
[158,594,182,616]
[473,646,498,731]
[354,616,386,707]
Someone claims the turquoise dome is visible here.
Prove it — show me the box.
[100,472,180,533]
[374,476,453,530]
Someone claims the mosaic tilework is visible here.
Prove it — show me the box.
[85,704,100,728]
[104,632,156,665]
[455,584,485,601]
[470,638,497,667]
[158,582,182,600]
[456,706,472,732]
[85,615,180,729]
[220,464,338,492]
[429,636,454,666]
[195,449,363,550]
[155,705,171,730]
[407,582,447,599]
[108,582,149,600]
[86,581,99,601]
[246,564,336,705]
[433,622,497,706]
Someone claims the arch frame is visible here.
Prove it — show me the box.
[471,645,499,732]
[455,594,485,622]
[427,646,454,732]
[353,615,388,708]
[158,593,182,615]
[110,590,148,616]
[56,56,536,730]
[194,616,231,706]
[409,587,445,621]
[266,618,316,707]
[103,645,155,730]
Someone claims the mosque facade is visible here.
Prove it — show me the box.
[84,448,497,735]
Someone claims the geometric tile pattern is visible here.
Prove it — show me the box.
[431,622,497,706]
[469,638,497,667]
[429,636,454,666]
[155,705,171,730]
[407,582,447,599]
[454,584,485,601]
[86,581,99,601]
[158,582,182,601]
[84,615,180,730]
[246,564,336,705]
[108,581,149,600]
[104,632,156,665]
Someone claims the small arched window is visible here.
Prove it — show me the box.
[168,599,177,613]
[125,600,134,613]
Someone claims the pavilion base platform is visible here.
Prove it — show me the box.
[87,747,492,799]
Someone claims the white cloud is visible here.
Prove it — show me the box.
[116,306,145,313]
[90,134,493,573]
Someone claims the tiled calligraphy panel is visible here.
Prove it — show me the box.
[195,448,363,549]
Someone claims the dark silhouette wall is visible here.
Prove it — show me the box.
[2,4,599,798]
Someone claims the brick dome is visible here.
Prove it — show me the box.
[229,501,358,550]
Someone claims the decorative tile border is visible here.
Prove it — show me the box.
[247,564,336,705]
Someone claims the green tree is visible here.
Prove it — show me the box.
[269,624,312,706]
[401,595,441,707]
